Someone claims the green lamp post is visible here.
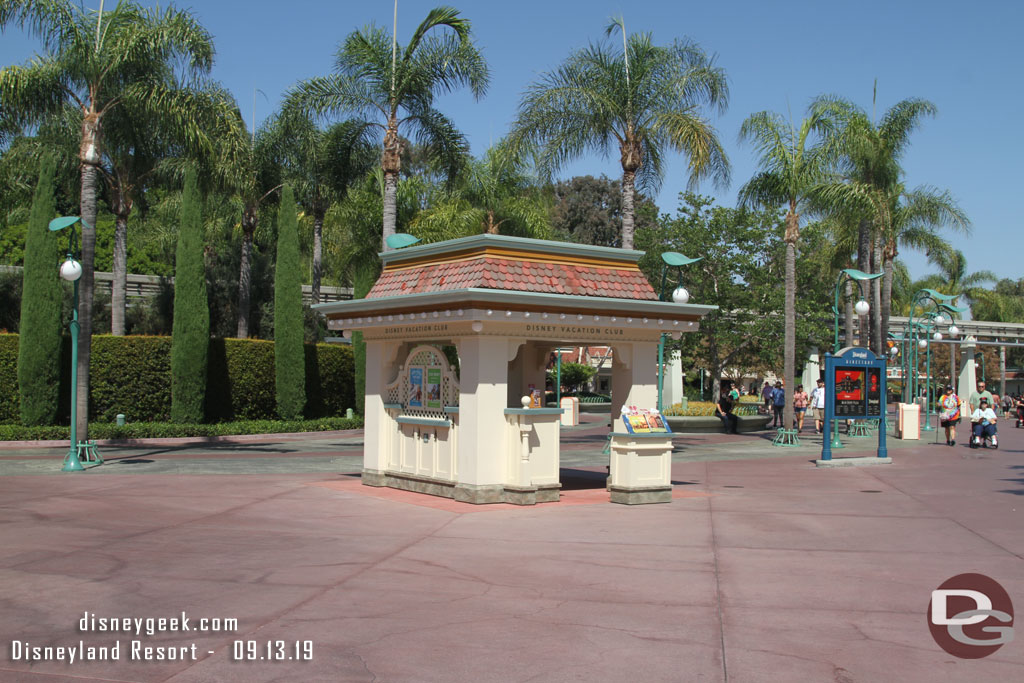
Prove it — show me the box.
[657,251,701,413]
[974,352,986,384]
[831,269,882,353]
[49,216,103,472]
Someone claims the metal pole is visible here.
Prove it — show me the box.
[922,339,934,432]
[556,351,561,405]
[657,334,664,413]
[62,278,84,472]
[832,274,843,353]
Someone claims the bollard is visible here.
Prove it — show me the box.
[116,414,126,426]
[345,408,354,420]
[680,397,688,411]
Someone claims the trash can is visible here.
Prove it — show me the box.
[560,396,580,426]
[897,403,920,440]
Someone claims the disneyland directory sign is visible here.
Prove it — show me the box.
[830,348,884,419]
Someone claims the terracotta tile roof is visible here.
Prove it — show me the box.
[367,256,657,300]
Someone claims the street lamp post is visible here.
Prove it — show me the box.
[657,252,701,413]
[831,269,882,353]
[974,352,986,384]
[49,216,103,471]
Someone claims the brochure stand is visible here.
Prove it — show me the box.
[608,406,673,504]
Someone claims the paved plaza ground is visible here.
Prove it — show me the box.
[1,414,1023,682]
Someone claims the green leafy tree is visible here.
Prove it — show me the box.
[553,362,597,394]
[288,6,489,251]
[638,194,786,404]
[274,185,305,419]
[0,0,215,438]
[512,20,729,249]
[17,155,61,425]
[738,106,837,428]
[170,168,208,423]
[549,175,658,247]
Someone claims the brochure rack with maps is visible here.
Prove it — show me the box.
[620,406,672,434]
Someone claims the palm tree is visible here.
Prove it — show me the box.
[511,20,729,250]
[814,91,937,353]
[917,248,997,312]
[738,107,838,432]
[207,116,281,339]
[877,186,969,346]
[273,112,375,304]
[1,0,215,438]
[410,141,552,242]
[287,6,489,251]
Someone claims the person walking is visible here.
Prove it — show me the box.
[770,382,786,428]
[793,384,809,432]
[810,378,827,434]
[761,381,773,414]
[938,384,962,447]
[969,381,994,413]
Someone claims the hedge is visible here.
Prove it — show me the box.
[0,416,362,441]
[0,333,355,424]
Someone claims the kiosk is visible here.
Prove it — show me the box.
[315,235,715,504]
[818,347,891,466]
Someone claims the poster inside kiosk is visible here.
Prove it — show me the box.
[821,347,888,462]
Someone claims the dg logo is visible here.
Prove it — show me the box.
[928,573,1014,659]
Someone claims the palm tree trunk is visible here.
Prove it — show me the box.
[872,235,883,354]
[111,208,129,336]
[312,213,323,305]
[844,279,855,350]
[620,169,636,250]
[881,242,895,358]
[77,162,100,441]
[236,220,254,339]
[382,171,398,251]
[783,209,799,431]
[857,218,871,348]
[381,117,401,252]
[784,238,796,430]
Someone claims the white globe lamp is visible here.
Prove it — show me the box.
[948,325,959,337]
[918,339,928,349]
[854,300,870,316]
[934,314,946,325]
[59,256,83,282]
[933,332,943,341]
[672,286,690,304]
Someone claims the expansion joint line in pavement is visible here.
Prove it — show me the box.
[706,461,729,682]
[861,467,1024,562]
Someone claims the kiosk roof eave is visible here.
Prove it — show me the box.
[313,287,717,324]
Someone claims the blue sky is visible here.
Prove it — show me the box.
[2,0,1020,282]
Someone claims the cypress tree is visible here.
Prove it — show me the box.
[17,156,62,425]
[170,168,209,422]
[275,185,305,419]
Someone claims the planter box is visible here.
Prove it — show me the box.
[664,414,772,434]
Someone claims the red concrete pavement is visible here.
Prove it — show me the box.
[1,423,1022,682]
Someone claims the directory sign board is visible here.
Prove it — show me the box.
[822,347,888,461]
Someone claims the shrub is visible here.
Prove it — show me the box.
[170,168,209,422]
[274,186,305,419]
[0,415,362,441]
[0,333,354,424]
[17,156,62,425]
